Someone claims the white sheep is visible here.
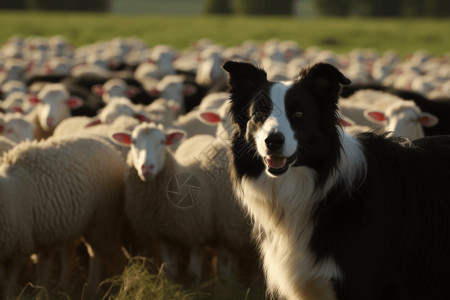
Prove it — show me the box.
[173,113,254,279]
[85,97,151,127]
[1,91,35,115]
[0,136,16,155]
[0,135,127,299]
[0,112,34,143]
[92,78,128,104]
[141,98,179,127]
[1,80,26,99]
[28,83,84,140]
[339,89,438,140]
[111,123,214,282]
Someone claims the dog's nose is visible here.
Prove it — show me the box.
[265,133,285,151]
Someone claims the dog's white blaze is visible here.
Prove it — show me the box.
[254,82,297,159]
[237,126,367,300]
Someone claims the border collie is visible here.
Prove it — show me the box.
[223,60,450,300]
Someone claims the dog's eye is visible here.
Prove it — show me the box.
[253,111,264,119]
[293,111,303,118]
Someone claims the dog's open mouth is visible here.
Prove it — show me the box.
[264,154,297,176]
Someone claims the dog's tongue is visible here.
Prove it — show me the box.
[266,156,287,169]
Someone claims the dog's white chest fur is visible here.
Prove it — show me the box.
[239,167,341,300]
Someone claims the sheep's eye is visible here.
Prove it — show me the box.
[294,111,303,118]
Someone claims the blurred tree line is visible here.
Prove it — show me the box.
[0,0,108,11]
[1,0,447,16]
[203,0,450,17]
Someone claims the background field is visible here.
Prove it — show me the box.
[0,12,449,56]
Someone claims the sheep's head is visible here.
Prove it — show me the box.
[111,123,185,182]
[32,84,83,130]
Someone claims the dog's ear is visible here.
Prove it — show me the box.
[222,61,267,95]
[299,63,351,106]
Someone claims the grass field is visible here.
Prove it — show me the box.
[0,11,449,56]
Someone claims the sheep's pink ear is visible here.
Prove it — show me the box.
[147,87,160,97]
[183,84,197,96]
[339,118,355,127]
[85,118,102,128]
[165,131,185,145]
[418,112,438,127]
[364,110,386,124]
[134,113,152,123]
[28,96,41,104]
[25,61,34,73]
[92,85,104,96]
[11,106,24,114]
[65,96,84,109]
[198,111,221,125]
[126,86,138,97]
[147,58,155,64]
[110,132,133,146]
[168,101,181,114]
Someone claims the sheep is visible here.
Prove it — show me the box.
[28,83,84,139]
[0,112,34,143]
[0,135,127,299]
[92,78,129,104]
[198,92,230,112]
[1,91,35,115]
[110,123,214,282]
[0,58,25,85]
[0,80,27,99]
[339,89,438,140]
[169,109,217,147]
[141,98,179,127]
[173,130,254,279]
[0,136,16,155]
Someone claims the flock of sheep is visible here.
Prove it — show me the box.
[0,34,449,298]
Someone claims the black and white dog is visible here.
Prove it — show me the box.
[223,61,450,300]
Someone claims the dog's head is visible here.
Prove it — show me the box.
[223,61,350,180]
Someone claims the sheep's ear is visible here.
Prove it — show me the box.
[364,110,386,124]
[168,100,181,114]
[28,96,41,105]
[0,123,3,134]
[65,96,84,109]
[338,116,356,127]
[92,85,104,96]
[110,131,133,146]
[134,113,152,123]
[11,106,25,114]
[183,84,197,96]
[126,86,138,97]
[418,112,438,127]
[222,60,267,95]
[197,111,221,125]
[147,87,160,97]
[85,118,102,128]
[165,130,186,145]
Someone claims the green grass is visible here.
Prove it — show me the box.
[0,11,449,56]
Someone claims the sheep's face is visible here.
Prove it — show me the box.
[3,117,34,143]
[34,86,83,131]
[37,90,72,130]
[131,126,167,181]
[100,100,136,124]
